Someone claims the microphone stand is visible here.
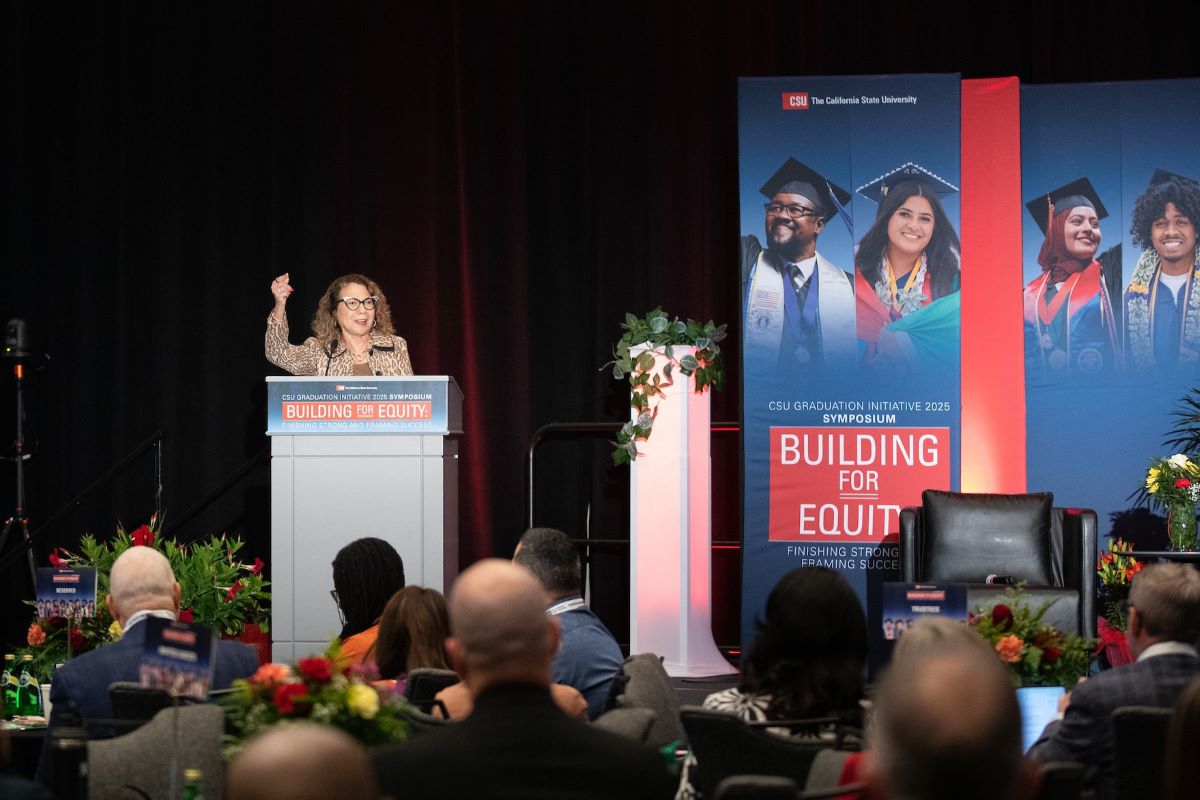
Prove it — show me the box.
[0,349,41,587]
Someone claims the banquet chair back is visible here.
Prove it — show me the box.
[403,668,460,706]
[713,775,799,800]
[680,707,830,800]
[608,652,686,748]
[1111,705,1172,800]
[1036,761,1088,800]
[108,682,177,728]
[88,703,225,800]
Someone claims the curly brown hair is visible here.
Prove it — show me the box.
[310,273,397,343]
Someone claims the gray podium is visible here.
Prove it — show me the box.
[266,376,462,662]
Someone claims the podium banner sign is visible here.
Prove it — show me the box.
[266,376,457,435]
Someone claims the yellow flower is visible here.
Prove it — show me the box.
[346,683,379,719]
[108,620,123,640]
[1147,467,1160,487]
[1148,482,1159,494]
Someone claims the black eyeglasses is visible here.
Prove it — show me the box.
[764,203,819,219]
[337,296,377,311]
[330,589,346,627]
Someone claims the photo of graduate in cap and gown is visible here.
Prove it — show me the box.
[1124,169,1200,377]
[1023,177,1121,385]
[742,157,856,377]
[853,162,961,375]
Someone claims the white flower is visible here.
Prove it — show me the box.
[1168,454,1189,468]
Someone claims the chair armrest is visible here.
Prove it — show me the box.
[1056,507,1097,639]
[899,507,923,582]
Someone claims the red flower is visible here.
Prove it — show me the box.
[1128,560,1144,577]
[1176,478,1192,489]
[69,627,88,652]
[991,604,1014,631]
[250,557,265,575]
[226,581,243,602]
[49,548,66,568]
[178,609,194,623]
[1042,646,1062,665]
[273,682,310,715]
[130,524,155,547]
[27,623,46,646]
[298,657,334,684]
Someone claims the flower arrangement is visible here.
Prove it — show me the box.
[603,308,727,465]
[970,586,1093,688]
[221,642,408,755]
[1145,454,1200,550]
[1096,538,1143,632]
[15,517,270,681]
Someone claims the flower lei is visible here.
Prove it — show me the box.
[874,252,928,318]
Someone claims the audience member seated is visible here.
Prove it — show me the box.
[332,537,406,667]
[36,547,258,784]
[1164,674,1200,800]
[676,566,867,800]
[227,721,386,800]
[868,639,1038,800]
[513,527,625,719]
[372,559,675,799]
[1028,562,1200,799]
[370,586,451,693]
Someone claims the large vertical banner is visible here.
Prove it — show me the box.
[1022,79,1200,542]
[739,75,962,650]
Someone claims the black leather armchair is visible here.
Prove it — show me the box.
[899,490,1096,639]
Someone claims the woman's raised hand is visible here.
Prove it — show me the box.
[271,273,294,305]
[269,273,294,323]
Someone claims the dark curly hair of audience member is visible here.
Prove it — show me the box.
[332,537,406,641]
[1130,179,1200,250]
[372,586,451,679]
[854,180,961,301]
[740,566,867,721]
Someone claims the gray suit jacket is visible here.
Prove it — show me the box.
[1027,651,1199,798]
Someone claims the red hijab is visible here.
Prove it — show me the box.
[1037,205,1098,284]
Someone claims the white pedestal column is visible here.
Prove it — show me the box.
[629,347,736,677]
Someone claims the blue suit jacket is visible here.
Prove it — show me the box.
[1027,651,1199,799]
[37,621,258,783]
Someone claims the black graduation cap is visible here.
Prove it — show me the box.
[855,162,959,205]
[758,157,852,219]
[1024,177,1108,236]
[1149,168,1200,189]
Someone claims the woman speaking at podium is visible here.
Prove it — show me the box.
[265,272,414,376]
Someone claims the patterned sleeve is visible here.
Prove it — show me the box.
[394,336,414,375]
[265,315,322,376]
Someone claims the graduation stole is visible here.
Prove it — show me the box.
[1023,263,1115,371]
[1124,245,1200,369]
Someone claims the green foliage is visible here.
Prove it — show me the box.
[14,517,270,681]
[971,585,1095,688]
[603,307,727,464]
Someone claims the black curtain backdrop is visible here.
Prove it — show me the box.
[2,1,1195,648]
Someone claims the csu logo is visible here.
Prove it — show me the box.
[782,92,809,110]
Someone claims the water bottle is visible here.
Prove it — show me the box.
[18,654,42,716]
[2,654,16,719]
[182,768,207,800]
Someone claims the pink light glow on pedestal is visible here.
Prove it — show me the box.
[630,347,736,677]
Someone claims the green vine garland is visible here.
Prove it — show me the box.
[603,308,726,464]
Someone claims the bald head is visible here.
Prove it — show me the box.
[873,647,1026,800]
[107,547,179,624]
[227,723,380,800]
[447,559,556,682]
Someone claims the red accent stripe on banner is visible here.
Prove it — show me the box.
[961,78,1026,492]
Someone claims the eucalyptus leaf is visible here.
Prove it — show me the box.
[649,315,669,334]
[679,354,699,371]
[695,337,711,350]
[637,351,656,371]
[612,364,624,380]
